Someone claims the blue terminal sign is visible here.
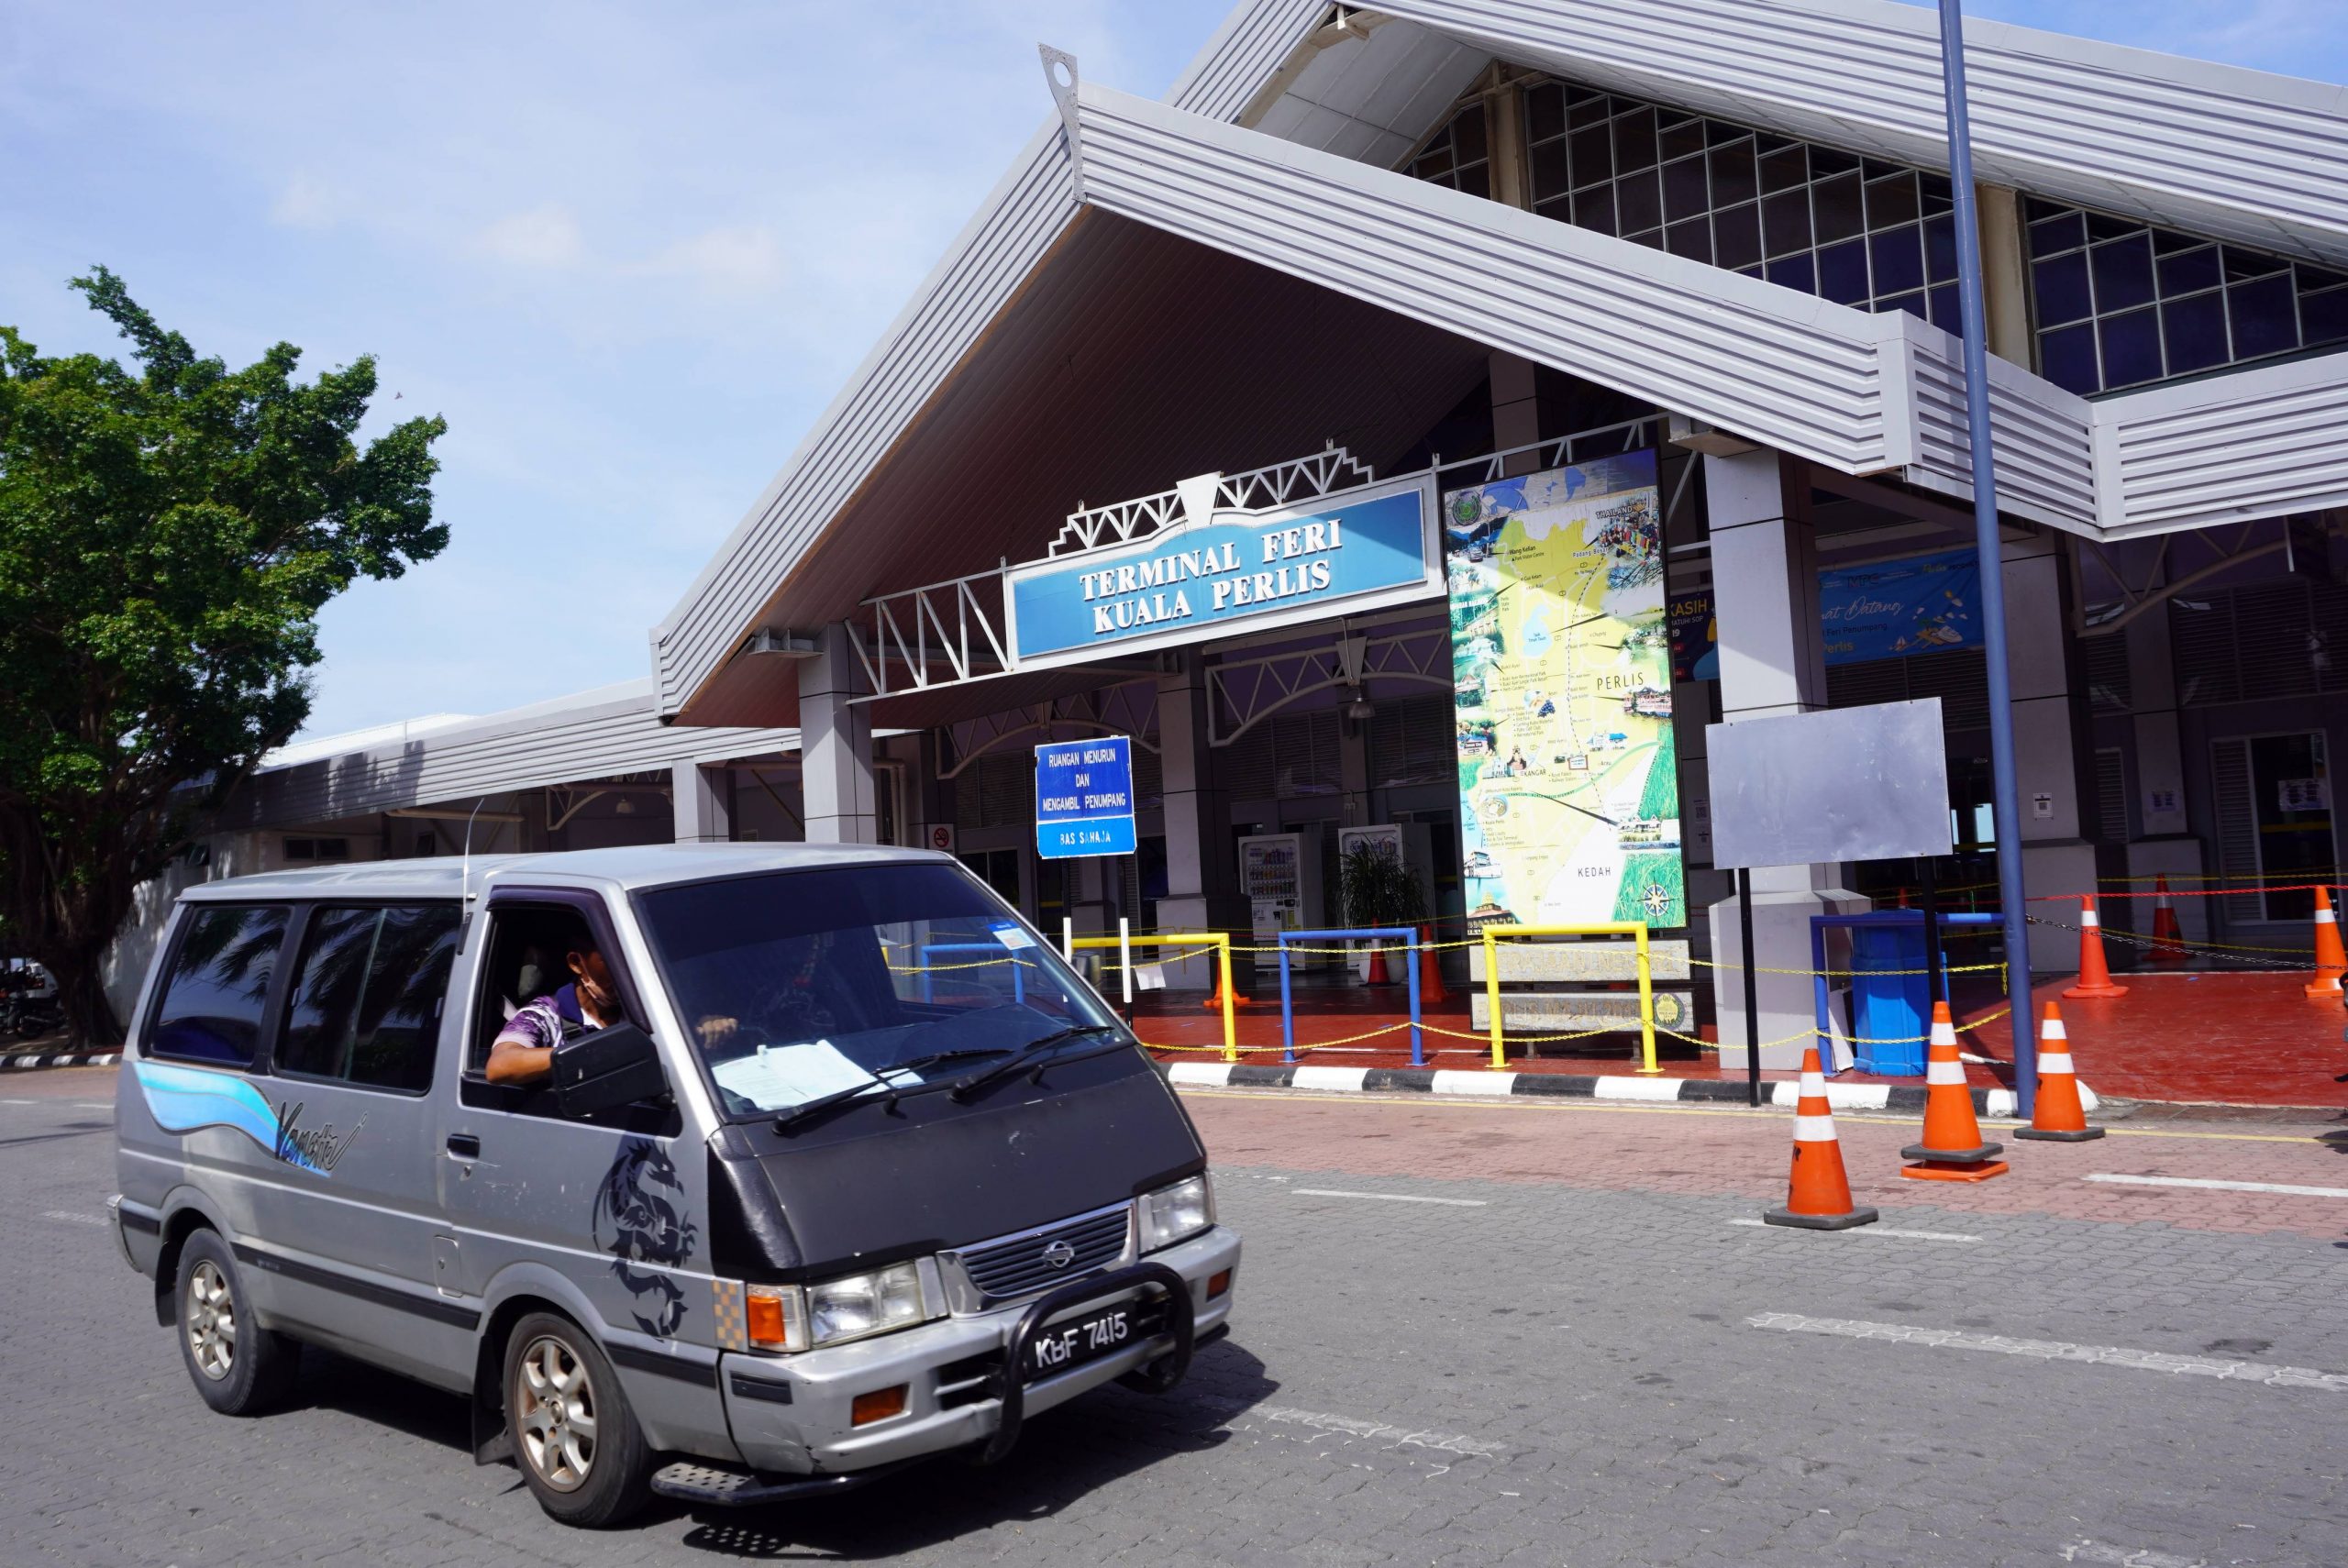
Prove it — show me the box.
[1005,474,1440,668]
[1036,736,1136,859]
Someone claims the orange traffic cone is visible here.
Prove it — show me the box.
[2062,895,2128,999]
[1764,1046,1879,1230]
[2149,875,2187,966]
[2014,1001,2104,1143]
[1418,923,1449,1006]
[1899,1002,2009,1182]
[2306,884,2346,999]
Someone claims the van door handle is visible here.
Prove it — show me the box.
[446,1133,481,1159]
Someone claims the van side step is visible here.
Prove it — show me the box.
[650,1457,914,1508]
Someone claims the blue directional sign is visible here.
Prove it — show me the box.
[1036,737,1136,859]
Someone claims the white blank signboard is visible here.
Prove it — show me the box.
[1707,699,1954,870]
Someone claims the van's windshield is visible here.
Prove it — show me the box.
[634,862,1128,1122]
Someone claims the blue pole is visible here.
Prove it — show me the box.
[1403,929,1423,1067]
[1936,0,2036,1115]
[1279,937,1297,1065]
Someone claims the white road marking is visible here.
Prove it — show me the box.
[1727,1218,1979,1242]
[1747,1312,2348,1393]
[0,1099,34,1106]
[41,1211,107,1227]
[72,1102,112,1110]
[2086,1173,2348,1199]
[2060,1540,2205,1567]
[1191,1395,1503,1458]
[1292,1187,1488,1207]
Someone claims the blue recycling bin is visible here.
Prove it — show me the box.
[1808,911,1994,1077]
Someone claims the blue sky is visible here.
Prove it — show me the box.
[2,1,2339,742]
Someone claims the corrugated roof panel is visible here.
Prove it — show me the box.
[2100,355,2348,536]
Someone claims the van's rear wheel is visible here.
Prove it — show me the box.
[503,1312,653,1528]
[175,1229,300,1415]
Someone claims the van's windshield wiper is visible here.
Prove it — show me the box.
[949,1024,1124,1102]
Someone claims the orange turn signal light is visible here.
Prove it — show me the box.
[851,1385,909,1427]
[747,1292,788,1347]
[1207,1269,1232,1299]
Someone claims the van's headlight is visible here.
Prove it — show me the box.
[1139,1175,1214,1253]
[808,1262,928,1347]
[746,1261,933,1353]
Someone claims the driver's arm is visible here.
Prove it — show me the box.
[484,1033,556,1085]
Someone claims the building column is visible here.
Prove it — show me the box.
[2116,607,2207,945]
[2000,534,2111,969]
[671,761,734,843]
[1703,447,1868,1067]
[799,623,878,844]
[1155,654,1247,988]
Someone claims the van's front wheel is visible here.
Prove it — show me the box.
[175,1229,300,1415]
[502,1312,654,1528]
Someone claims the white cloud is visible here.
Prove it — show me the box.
[269,171,338,229]
[627,224,787,295]
[474,203,585,270]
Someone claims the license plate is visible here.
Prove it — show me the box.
[1027,1298,1141,1380]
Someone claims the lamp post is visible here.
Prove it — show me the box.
[1935,0,2037,1114]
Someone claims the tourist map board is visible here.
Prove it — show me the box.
[1445,452,1684,928]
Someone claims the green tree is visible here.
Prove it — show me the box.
[0,269,448,1043]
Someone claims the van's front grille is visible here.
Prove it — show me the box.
[953,1205,1130,1302]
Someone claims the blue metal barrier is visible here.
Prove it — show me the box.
[1276,928,1423,1066]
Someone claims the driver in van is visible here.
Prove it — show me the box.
[485,939,738,1085]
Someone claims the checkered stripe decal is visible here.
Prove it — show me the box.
[711,1280,748,1352]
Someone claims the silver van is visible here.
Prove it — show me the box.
[110,845,1239,1527]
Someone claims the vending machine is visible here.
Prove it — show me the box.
[1237,832,1324,942]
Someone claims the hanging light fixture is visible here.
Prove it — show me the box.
[1344,684,1376,722]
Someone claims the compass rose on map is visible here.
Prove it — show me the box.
[1643,884,1672,919]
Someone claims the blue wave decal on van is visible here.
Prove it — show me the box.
[133,1061,327,1174]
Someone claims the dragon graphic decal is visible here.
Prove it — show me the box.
[592,1137,697,1339]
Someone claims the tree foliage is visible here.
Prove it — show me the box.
[0,269,448,1042]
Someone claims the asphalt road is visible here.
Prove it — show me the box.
[3,1067,2344,1567]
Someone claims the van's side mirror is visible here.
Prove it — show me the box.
[551,1021,670,1120]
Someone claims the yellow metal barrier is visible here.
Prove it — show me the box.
[1480,922,1657,1076]
[1069,933,1237,1064]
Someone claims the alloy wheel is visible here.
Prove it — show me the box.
[515,1334,598,1491]
[185,1259,236,1380]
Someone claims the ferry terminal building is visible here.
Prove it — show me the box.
[128,0,2348,1063]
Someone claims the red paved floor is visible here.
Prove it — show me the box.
[1125,966,2348,1109]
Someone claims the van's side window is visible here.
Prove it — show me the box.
[150,904,291,1067]
[280,904,462,1093]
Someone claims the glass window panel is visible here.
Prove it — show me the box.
[1533,194,1572,224]
[282,905,458,1092]
[2022,195,2068,225]
[1530,138,1571,204]
[1859,157,1900,183]
[2089,234,2155,314]
[2301,286,2348,348]
[2098,306,2163,389]
[1762,188,1812,257]
[279,908,376,1078]
[1665,216,1712,263]
[151,904,290,1067]
[1766,252,1818,295]
[1708,140,1757,206]
[1809,146,1859,177]
[1928,283,1962,332]
[2161,291,2230,375]
[1569,124,1611,187]
[1658,116,1705,163]
[2222,245,2287,282]
[1662,155,1709,223]
[1567,89,1611,128]
[2229,272,2298,359]
[1705,119,1744,147]
[2156,245,2221,298]
[1812,174,1864,244]
[1758,145,1807,194]
[1613,107,1657,173]
[1919,171,1954,215]
[1412,148,1454,181]
[1572,182,1617,237]
[1616,169,1662,235]
[1456,162,1490,200]
[1625,227,1666,250]
[1713,201,1762,271]
[1453,105,1488,164]
[2039,322,2100,394]
[2032,251,2092,326]
[2150,226,2203,256]
[1923,214,1957,283]
[1863,173,1919,231]
[1525,83,1566,145]
[2299,263,2348,293]
[1880,292,1928,323]
[2028,211,2086,259]
[2083,210,2136,244]
[1739,264,1766,280]
[1817,237,1870,304]
[1754,130,1793,155]
[1869,226,1925,298]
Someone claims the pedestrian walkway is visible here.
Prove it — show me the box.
[1126,967,2348,1110]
